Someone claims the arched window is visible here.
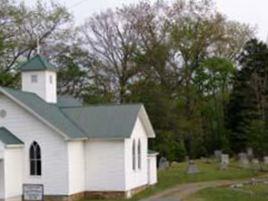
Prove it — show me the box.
[132,140,136,171]
[138,139,142,169]
[30,141,41,176]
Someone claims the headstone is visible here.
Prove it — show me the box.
[221,154,230,164]
[185,155,190,162]
[159,157,169,170]
[220,154,229,170]
[247,147,254,161]
[214,150,222,161]
[186,160,200,174]
[263,156,268,165]
[171,161,179,167]
[201,157,210,163]
[250,178,257,185]
[238,152,249,168]
[252,158,261,171]
[230,183,244,188]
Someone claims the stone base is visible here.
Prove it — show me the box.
[129,184,148,197]
[85,191,126,200]
[85,185,148,200]
[44,192,85,201]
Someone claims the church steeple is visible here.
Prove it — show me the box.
[20,55,57,103]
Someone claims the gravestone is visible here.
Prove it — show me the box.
[252,158,261,171]
[185,155,190,162]
[159,157,169,170]
[263,156,268,165]
[186,160,200,174]
[171,161,179,167]
[238,152,249,168]
[201,157,211,164]
[247,147,254,161]
[220,154,229,170]
[214,150,222,161]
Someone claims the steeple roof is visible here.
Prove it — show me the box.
[20,55,56,72]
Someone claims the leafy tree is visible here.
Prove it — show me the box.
[248,120,268,157]
[227,39,268,153]
[126,79,187,161]
[0,0,71,86]
[194,57,235,153]
[81,8,140,103]
[56,45,93,97]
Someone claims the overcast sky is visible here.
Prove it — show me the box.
[23,0,268,41]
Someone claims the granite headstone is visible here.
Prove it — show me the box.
[186,160,200,174]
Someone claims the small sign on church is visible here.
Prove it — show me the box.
[23,184,44,201]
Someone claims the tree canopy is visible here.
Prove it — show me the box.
[2,0,268,160]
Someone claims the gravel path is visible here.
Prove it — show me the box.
[141,178,267,201]
[140,180,246,201]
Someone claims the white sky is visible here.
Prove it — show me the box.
[23,0,268,41]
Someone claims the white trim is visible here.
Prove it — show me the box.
[0,87,70,140]
[148,153,159,157]
[5,144,24,148]
[67,138,88,142]
[138,106,156,138]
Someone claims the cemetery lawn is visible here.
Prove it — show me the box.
[87,160,263,201]
[186,183,268,201]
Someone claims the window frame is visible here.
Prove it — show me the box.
[132,140,136,171]
[31,75,38,83]
[138,139,142,170]
[29,141,42,176]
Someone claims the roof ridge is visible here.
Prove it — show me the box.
[37,55,47,69]
[61,103,144,109]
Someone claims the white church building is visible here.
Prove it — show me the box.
[0,55,158,201]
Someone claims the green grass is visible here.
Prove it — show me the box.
[86,160,261,201]
[186,184,268,201]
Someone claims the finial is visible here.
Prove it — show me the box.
[37,37,40,55]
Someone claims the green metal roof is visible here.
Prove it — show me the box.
[0,127,24,145]
[0,87,86,140]
[61,104,143,139]
[20,55,56,72]
[0,87,152,140]
[57,96,83,108]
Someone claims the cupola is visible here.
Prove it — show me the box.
[20,55,57,103]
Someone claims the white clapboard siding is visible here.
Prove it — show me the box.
[0,94,69,195]
[147,155,157,185]
[85,140,125,191]
[67,141,86,194]
[0,159,4,199]
[22,71,57,103]
[124,117,148,191]
[4,147,23,199]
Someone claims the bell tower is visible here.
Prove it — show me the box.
[20,55,57,103]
